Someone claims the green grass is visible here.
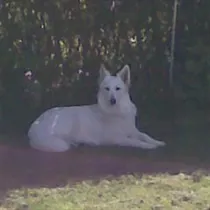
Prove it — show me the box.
[1,172,210,210]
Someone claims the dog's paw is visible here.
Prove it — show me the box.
[157,141,166,147]
[144,144,159,150]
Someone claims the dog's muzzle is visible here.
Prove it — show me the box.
[110,97,116,105]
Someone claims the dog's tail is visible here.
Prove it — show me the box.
[28,127,69,152]
[29,137,69,152]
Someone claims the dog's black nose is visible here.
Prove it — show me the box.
[110,97,116,105]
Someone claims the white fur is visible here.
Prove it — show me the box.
[28,65,166,152]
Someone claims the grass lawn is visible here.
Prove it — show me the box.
[1,172,210,210]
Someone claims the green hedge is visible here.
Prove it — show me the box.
[0,0,210,132]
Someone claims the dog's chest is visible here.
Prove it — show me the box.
[100,115,132,134]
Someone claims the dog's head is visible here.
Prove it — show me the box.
[97,64,131,108]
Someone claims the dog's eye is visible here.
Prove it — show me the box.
[116,87,121,91]
[105,87,110,91]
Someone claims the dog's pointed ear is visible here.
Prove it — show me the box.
[99,64,110,83]
[117,65,130,87]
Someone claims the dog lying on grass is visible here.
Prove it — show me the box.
[28,64,166,152]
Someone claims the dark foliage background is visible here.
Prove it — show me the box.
[0,0,210,153]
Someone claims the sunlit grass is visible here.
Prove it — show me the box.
[1,172,210,210]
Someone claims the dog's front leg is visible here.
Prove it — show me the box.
[113,136,159,149]
[134,129,166,147]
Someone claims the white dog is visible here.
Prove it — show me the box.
[28,64,166,152]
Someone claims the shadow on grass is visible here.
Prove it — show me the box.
[0,143,210,197]
[0,109,210,200]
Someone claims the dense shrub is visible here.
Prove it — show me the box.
[0,0,209,132]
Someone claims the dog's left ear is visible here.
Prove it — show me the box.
[117,65,131,87]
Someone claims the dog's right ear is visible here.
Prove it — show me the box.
[98,64,111,84]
